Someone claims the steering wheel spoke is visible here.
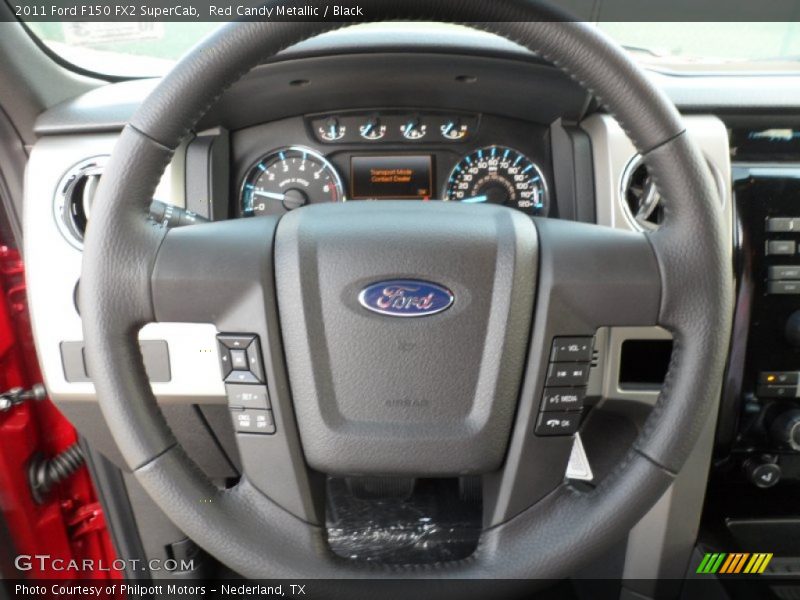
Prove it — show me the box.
[150,216,324,523]
[483,217,662,524]
[534,218,662,330]
[151,217,277,327]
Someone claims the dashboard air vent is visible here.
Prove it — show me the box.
[620,154,726,232]
[54,156,107,249]
[620,155,662,231]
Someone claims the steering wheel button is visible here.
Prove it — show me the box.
[231,408,275,435]
[542,387,586,411]
[226,383,271,409]
[217,350,233,378]
[218,334,256,349]
[226,370,261,384]
[535,412,581,436]
[245,338,265,382]
[230,349,248,370]
[546,363,590,387]
[550,337,593,362]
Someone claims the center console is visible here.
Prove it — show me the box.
[722,134,800,486]
[701,125,800,575]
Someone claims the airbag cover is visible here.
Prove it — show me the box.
[275,202,536,475]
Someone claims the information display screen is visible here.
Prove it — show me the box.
[350,155,433,199]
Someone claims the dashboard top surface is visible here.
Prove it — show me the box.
[33,24,800,137]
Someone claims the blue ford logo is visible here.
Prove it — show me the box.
[358,279,454,317]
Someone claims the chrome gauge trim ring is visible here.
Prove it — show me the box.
[442,145,549,216]
[240,145,346,216]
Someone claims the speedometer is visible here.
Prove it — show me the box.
[443,146,548,216]
[241,146,344,216]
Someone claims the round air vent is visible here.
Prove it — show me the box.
[620,155,662,231]
[620,154,725,232]
[54,156,108,249]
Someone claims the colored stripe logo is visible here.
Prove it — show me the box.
[697,553,773,574]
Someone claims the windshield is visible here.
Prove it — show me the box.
[23,21,800,78]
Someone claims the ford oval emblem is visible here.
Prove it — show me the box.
[358,279,454,317]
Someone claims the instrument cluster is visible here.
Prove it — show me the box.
[236,110,553,219]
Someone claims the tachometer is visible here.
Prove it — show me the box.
[444,146,548,216]
[241,147,344,216]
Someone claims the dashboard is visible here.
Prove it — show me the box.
[233,111,553,218]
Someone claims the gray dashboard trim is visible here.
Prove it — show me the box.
[35,51,589,136]
[32,26,800,137]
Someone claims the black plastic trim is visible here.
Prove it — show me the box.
[79,438,152,581]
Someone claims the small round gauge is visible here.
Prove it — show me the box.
[359,116,386,141]
[241,147,345,216]
[317,118,346,142]
[443,146,548,216]
[401,117,427,140]
[440,119,468,140]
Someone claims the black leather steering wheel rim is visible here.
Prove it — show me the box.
[81,0,732,582]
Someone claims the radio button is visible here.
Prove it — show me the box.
[550,337,593,362]
[768,281,800,295]
[766,218,797,233]
[542,387,585,411]
[546,363,590,387]
[766,240,797,256]
[768,266,800,280]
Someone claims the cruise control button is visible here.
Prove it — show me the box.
[542,387,585,411]
[226,384,271,409]
[550,337,593,362]
[546,363,590,387]
[535,412,581,436]
[231,408,275,434]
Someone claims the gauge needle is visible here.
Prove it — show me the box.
[461,195,488,204]
[252,190,285,201]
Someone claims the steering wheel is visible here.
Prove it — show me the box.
[81,0,732,583]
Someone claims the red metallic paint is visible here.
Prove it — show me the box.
[0,245,118,580]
